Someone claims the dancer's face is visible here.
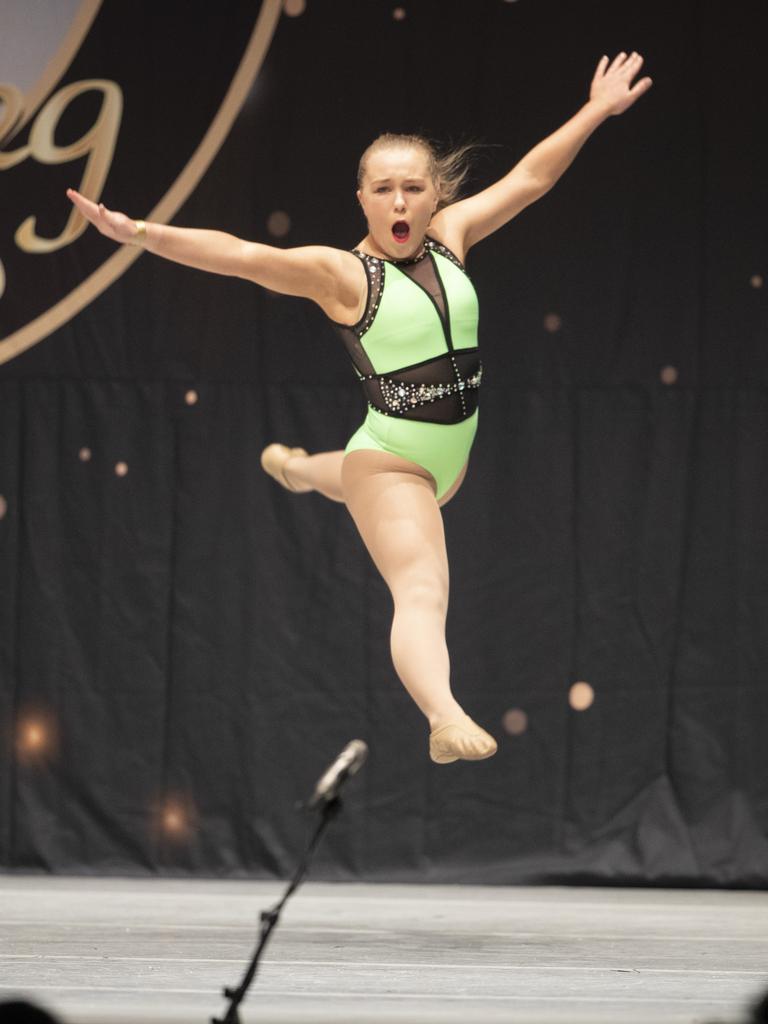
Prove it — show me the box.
[357,146,439,259]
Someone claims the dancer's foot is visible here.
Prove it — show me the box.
[260,444,311,493]
[429,715,498,764]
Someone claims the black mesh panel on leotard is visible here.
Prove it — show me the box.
[398,254,446,318]
[362,349,481,423]
[333,256,380,376]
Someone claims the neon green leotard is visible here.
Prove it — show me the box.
[331,235,482,500]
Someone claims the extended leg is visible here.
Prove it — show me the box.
[341,450,496,761]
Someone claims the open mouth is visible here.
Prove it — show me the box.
[392,220,410,243]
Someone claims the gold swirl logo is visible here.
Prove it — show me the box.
[2,78,123,253]
[0,0,282,365]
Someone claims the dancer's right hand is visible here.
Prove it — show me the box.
[66,188,145,245]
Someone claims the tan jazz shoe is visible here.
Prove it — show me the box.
[429,717,498,764]
[260,444,309,492]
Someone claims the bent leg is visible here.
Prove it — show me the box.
[341,450,466,728]
[282,450,346,502]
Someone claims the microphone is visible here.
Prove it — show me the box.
[308,739,368,809]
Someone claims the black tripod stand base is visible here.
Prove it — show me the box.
[212,798,343,1024]
[211,986,243,1022]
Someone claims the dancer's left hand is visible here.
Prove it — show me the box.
[589,52,652,115]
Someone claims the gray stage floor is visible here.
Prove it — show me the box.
[1,876,767,1024]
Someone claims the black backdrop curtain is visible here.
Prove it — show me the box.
[1,0,766,885]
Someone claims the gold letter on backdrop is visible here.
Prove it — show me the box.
[0,0,283,366]
[1,79,123,253]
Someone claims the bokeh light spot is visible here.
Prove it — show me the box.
[157,794,198,841]
[16,713,57,760]
[660,365,678,385]
[185,389,198,406]
[0,494,6,520]
[115,461,129,477]
[22,722,45,751]
[750,274,763,289]
[544,312,562,333]
[283,0,306,16]
[78,447,92,462]
[569,681,595,711]
[163,806,185,834]
[393,6,406,18]
[502,708,528,735]
[267,210,291,238]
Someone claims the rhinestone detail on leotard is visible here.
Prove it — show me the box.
[358,365,483,416]
[352,255,383,338]
[422,236,464,271]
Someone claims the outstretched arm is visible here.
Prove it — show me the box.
[433,51,653,253]
[65,188,354,306]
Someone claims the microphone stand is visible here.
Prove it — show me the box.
[211,796,342,1024]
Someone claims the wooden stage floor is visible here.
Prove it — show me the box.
[2,876,767,1023]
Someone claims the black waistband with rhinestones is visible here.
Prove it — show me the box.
[357,350,482,424]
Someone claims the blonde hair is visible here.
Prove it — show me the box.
[357,132,481,210]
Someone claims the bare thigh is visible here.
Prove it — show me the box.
[343,450,468,508]
[341,450,449,594]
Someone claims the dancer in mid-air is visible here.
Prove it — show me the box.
[67,52,651,764]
